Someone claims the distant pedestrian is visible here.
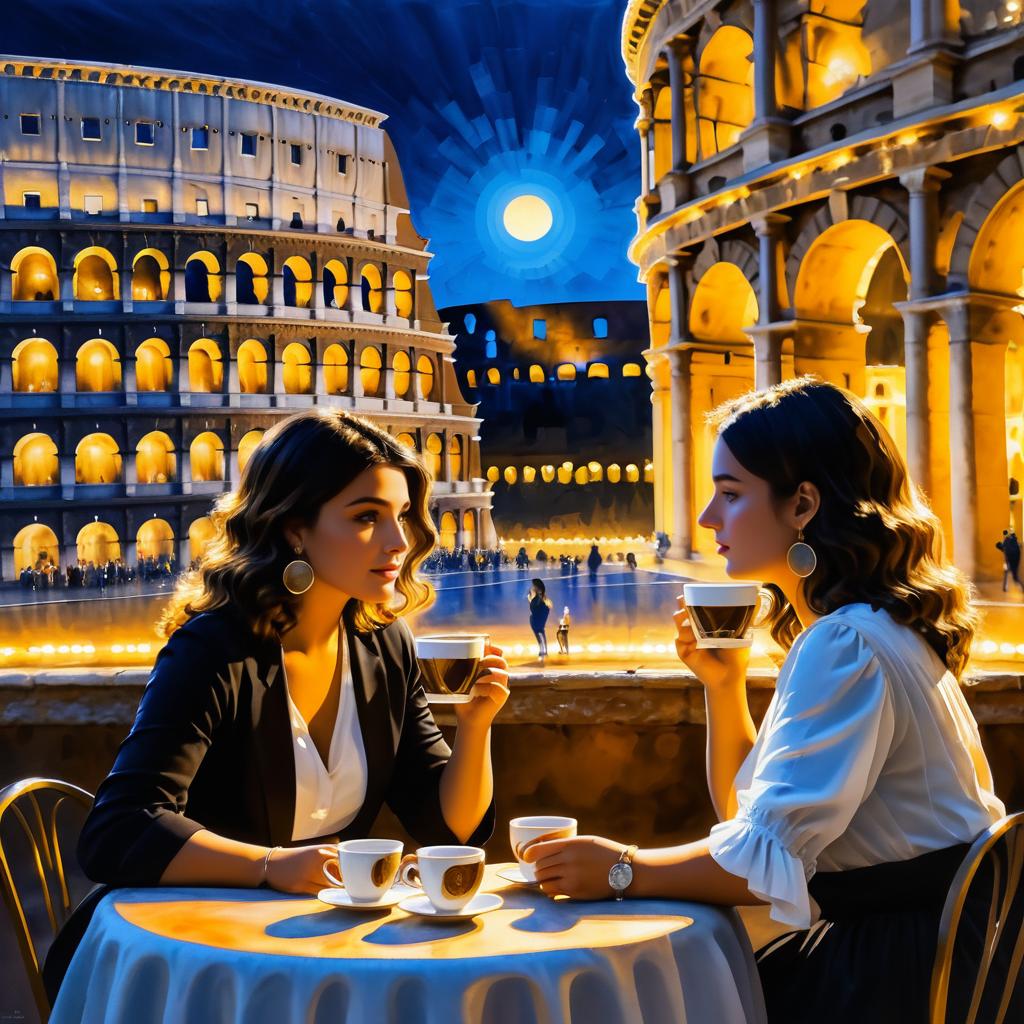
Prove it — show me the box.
[556,606,571,655]
[626,551,637,570]
[527,578,552,663]
[996,529,1024,593]
[587,544,602,578]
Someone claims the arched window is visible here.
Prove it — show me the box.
[425,433,443,479]
[132,248,169,301]
[622,363,643,377]
[504,466,518,484]
[237,429,264,474]
[416,354,435,400]
[190,431,225,482]
[486,466,499,483]
[625,463,640,483]
[439,511,457,548]
[466,369,478,388]
[448,435,463,480]
[359,347,383,397]
[135,338,173,392]
[697,27,755,155]
[464,313,477,333]
[574,466,588,485]
[283,255,313,308]
[462,510,477,549]
[237,339,269,394]
[13,523,60,573]
[135,431,176,484]
[73,247,119,301]
[529,364,545,383]
[607,463,622,483]
[556,364,576,381]
[188,516,216,563]
[392,350,412,398]
[588,461,603,483]
[12,338,58,392]
[13,433,58,486]
[541,465,555,483]
[137,519,175,559]
[323,259,349,309]
[76,339,122,392]
[557,464,572,484]
[651,280,671,346]
[76,522,121,565]
[360,264,383,313]
[75,432,122,484]
[644,460,654,483]
[486,367,501,385]
[188,339,224,392]
[587,362,609,379]
[236,253,269,305]
[485,340,497,359]
[282,342,313,394]
[522,465,537,483]
[593,317,609,338]
[12,246,59,301]
[324,344,349,394]
[395,432,417,451]
[184,251,223,302]
[393,270,414,318]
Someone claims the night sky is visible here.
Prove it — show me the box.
[8,0,645,308]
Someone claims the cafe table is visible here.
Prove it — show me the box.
[49,864,768,1024]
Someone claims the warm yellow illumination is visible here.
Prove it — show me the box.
[417,354,435,400]
[135,338,173,392]
[323,258,348,309]
[136,431,176,484]
[189,431,225,482]
[502,194,553,242]
[188,338,223,393]
[236,252,270,305]
[393,350,412,397]
[393,270,414,318]
[439,511,457,548]
[137,518,174,559]
[237,339,269,394]
[359,346,383,396]
[282,256,313,308]
[12,338,58,392]
[12,247,59,301]
[360,264,384,313]
[448,434,463,480]
[323,344,349,395]
[282,342,313,394]
[14,524,59,573]
[188,516,216,564]
[425,433,443,479]
[991,110,1011,129]
[13,433,58,486]
[823,56,858,88]
[77,521,121,564]
[237,430,264,474]
[76,340,122,392]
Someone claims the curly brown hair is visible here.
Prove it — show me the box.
[159,409,437,640]
[707,376,979,679]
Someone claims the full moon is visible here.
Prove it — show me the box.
[502,194,554,241]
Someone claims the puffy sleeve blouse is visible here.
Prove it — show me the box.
[707,603,1004,929]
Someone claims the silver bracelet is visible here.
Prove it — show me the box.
[261,845,280,887]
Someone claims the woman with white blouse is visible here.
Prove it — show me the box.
[523,377,1005,1022]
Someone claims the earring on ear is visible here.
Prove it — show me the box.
[282,544,315,595]
[787,527,817,578]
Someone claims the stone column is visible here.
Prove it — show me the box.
[60,453,75,500]
[742,0,790,169]
[228,446,241,486]
[636,87,654,200]
[910,0,962,52]
[751,213,790,388]
[123,355,138,408]
[668,348,693,558]
[898,307,933,494]
[943,297,1012,584]
[441,429,452,484]
[227,354,240,407]
[124,453,138,496]
[667,254,693,345]
[902,168,949,301]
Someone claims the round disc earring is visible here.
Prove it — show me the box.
[283,545,315,595]
[787,528,817,578]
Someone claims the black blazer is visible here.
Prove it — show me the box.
[45,601,494,1001]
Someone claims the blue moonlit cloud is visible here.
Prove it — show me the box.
[8,0,644,308]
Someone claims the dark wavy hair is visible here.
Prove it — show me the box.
[707,376,978,679]
[159,409,437,640]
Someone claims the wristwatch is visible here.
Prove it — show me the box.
[608,844,638,901]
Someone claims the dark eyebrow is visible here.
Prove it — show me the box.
[712,474,743,483]
[345,497,412,509]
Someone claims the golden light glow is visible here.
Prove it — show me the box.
[360,264,384,313]
[12,247,59,301]
[282,342,313,394]
[13,523,60,573]
[12,338,58,392]
[393,269,413,318]
[136,431,176,484]
[392,350,412,397]
[189,432,225,482]
[237,430,264,474]
[502,194,553,242]
[283,256,313,308]
[991,110,1010,129]
[359,345,382,396]
[188,338,223,393]
[188,516,216,563]
[76,339,122,393]
[323,258,348,309]
[324,344,349,395]
[237,339,269,394]
[417,354,435,400]
[135,338,173,392]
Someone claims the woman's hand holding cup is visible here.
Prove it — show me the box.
[263,841,343,895]
[673,593,752,690]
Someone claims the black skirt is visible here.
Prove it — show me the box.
[755,843,986,1024]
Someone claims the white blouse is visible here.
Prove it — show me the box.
[708,602,1004,930]
[282,633,368,842]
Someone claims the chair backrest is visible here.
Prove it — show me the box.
[0,777,94,1023]
[930,812,1024,1024]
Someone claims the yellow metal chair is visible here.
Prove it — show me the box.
[930,812,1024,1024]
[0,777,94,1023]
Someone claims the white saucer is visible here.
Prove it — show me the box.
[496,866,539,886]
[398,892,504,919]
[317,884,416,911]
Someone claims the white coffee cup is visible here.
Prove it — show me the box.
[681,582,771,649]
[399,845,486,912]
[322,838,403,902]
[509,815,577,882]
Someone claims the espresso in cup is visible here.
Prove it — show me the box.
[681,582,769,649]
[509,815,577,882]
[414,634,488,704]
[400,845,486,912]
[322,838,403,901]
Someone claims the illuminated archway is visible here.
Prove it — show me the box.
[392,350,412,397]
[588,363,609,379]
[969,179,1024,297]
[360,346,382,397]
[697,27,754,155]
[324,344,349,394]
[135,338,173,392]
[393,270,413,318]
[504,466,518,484]
[188,338,224,392]
[188,516,217,563]
[462,509,477,549]
[449,435,463,480]
[283,256,313,308]
[625,463,640,483]
[395,432,417,452]
[13,433,58,486]
[623,363,642,377]
[76,339,122,392]
[607,463,622,483]
[282,342,313,394]
[185,251,223,302]
[529,364,545,383]
[73,247,119,301]
[690,263,759,342]
[137,518,174,559]
[77,522,121,564]
[416,354,435,400]
[12,246,59,301]
[425,433,443,479]
[75,432,122,484]
[132,248,169,301]
[190,431,225,482]
[360,264,383,313]
[13,523,60,573]
[439,511,457,549]
[556,364,576,381]
[135,431,176,484]
[12,338,58,392]
[236,252,269,305]
[237,339,269,394]
[486,367,501,385]
[237,429,264,474]
[803,3,872,108]
[323,259,349,309]
[651,280,671,346]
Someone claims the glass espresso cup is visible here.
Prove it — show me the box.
[414,633,488,704]
[399,845,486,912]
[509,815,577,882]
[681,582,771,649]
[321,838,404,901]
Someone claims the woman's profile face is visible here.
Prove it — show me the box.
[697,438,796,586]
[292,464,411,602]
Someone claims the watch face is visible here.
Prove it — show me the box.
[608,861,633,891]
